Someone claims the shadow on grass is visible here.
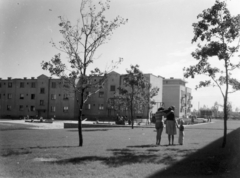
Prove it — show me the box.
[67,129,111,132]
[1,146,79,157]
[27,146,78,149]
[49,148,179,167]
[1,148,32,157]
[147,128,240,178]
[127,144,158,148]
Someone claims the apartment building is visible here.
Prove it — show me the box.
[0,75,77,119]
[83,72,164,120]
[1,73,191,120]
[163,78,192,118]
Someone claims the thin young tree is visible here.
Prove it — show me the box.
[142,83,159,124]
[41,0,127,146]
[184,0,240,147]
[118,65,156,128]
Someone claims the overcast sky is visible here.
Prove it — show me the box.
[1,0,240,111]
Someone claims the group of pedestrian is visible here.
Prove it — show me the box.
[154,106,185,146]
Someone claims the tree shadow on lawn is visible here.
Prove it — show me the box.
[1,146,79,157]
[49,148,180,167]
[127,144,159,148]
[67,129,111,132]
[1,148,32,157]
[147,128,240,178]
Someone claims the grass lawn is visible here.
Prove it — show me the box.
[0,119,240,178]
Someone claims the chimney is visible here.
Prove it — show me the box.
[170,77,174,79]
[24,77,27,80]
[31,77,35,79]
[8,77,12,80]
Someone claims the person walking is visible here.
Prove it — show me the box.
[155,107,165,145]
[165,106,178,145]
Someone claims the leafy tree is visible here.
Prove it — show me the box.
[142,83,159,123]
[118,65,145,129]
[41,0,127,146]
[118,65,159,128]
[118,65,144,128]
[184,0,240,147]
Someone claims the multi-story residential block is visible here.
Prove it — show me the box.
[1,73,191,120]
[83,72,164,120]
[0,75,77,119]
[163,78,192,118]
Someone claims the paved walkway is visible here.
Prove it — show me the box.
[0,119,67,129]
[0,118,211,130]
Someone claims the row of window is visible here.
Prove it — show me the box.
[0,82,60,89]
[4,105,69,112]
[0,93,69,100]
[86,103,104,110]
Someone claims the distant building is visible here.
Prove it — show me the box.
[199,109,213,118]
[83,72,164,120]
[0,75,78,119]
[163,77,192,118]
[1,74,193,120]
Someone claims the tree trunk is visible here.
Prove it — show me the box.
[78,111,83,146]
[131,88,134,129]
[131,101,134,129]
[222,60,229,148]
[222,96,227,148]
[78,91,84,147]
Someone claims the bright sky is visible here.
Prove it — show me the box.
[1,0,240,111]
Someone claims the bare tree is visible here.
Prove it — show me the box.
[41,0,127,146]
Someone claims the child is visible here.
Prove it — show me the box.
[178,119,185,145]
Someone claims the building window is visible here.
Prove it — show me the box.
[8,94,12,99]
[99,91,104,98]
[8,82,12,88]
[31,94,35,99]
[51,106,56,112]
[98,104,104,110]
[110,85,115,91]
[30,106,35,111]
[63,106,69,112]
[7,105,11,111]
[63,94,69,100]
[19,105,24,111]
[51,94,57,100]
[20,82,24,88]
[86,104,91,110]
[40,100,44,106]
[20,94,24,99]
[31,82,36,88]
[40,88,45,94]
[52,82,56,88]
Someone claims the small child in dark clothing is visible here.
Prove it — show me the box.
[178,119,185,145]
